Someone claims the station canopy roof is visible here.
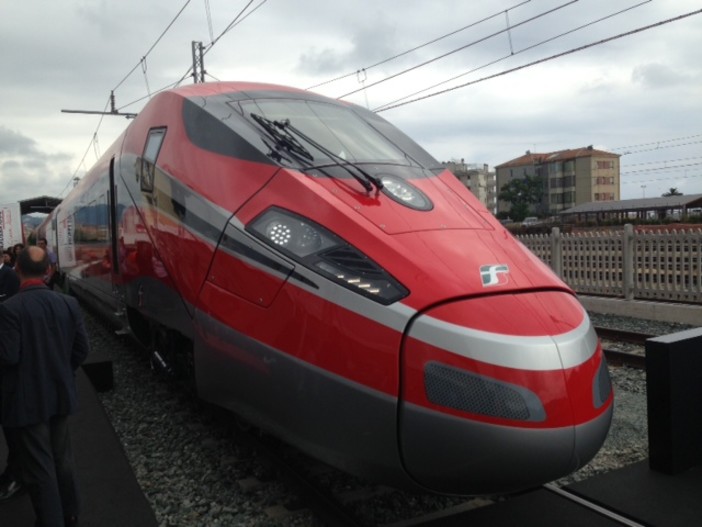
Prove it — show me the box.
[561,194,702,216]
[18,196,61,215]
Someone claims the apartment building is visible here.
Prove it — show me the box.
[494,146,620,215]
[443,160,497,213]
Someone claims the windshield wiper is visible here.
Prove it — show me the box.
[250,112,383,194]
[276,118,384,193]
[250,113,314,164]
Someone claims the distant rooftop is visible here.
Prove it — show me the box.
[495,146,619,169]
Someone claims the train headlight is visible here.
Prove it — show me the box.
[380,174,432,211]
[248,208,408,304]
[258,213,334,257]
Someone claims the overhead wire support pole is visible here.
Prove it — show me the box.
[61,90,138,118]
[192,41,205,83]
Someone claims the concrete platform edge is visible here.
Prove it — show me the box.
[578,296,702,326]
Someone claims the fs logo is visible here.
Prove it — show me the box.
[480,264,510,287]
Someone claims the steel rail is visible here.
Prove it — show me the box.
[543,484,648,527]
[594,327,654,345]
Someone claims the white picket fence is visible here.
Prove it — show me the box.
[518,225,702,303]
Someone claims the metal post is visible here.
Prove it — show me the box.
[623,223,635,300]
[551,227,562,278]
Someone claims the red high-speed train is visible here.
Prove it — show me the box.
[41,82,612,495]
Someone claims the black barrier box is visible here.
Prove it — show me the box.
[646,327,702,474]
[81,348,114,392]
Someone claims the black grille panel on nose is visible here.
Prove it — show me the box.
[321,247,380,275]
[593,357,612,408]
[424,362,546,422]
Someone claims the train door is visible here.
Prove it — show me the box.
[109,157,126,313]
[50,216,59,262]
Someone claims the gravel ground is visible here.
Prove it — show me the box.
[85,309,698,526]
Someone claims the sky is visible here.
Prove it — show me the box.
[1,0,700,206]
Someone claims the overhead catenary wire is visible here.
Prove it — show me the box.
[305,0,532,91]
[63,0,194,193]
[111,0,193,93]
[621,173,702,185]
[204,0,215,43]
[141,57,152,97]
[374,8,702,113]
[611,134,702,152]
[622,161,702,175]
[373,0,652,112]
[202,0,268,53]
[59,93,113,197]
[60,4,700,198]
[62,0,269,197]
[619,140,702,156]
[624,155,702,168]
[336,0,579,99]
[117,0,269,109]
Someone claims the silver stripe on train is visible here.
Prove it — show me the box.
[408,312,597,371]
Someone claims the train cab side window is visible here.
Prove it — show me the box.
[140,128,166,192]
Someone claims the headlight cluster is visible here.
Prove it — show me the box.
[247,208,408,304]
[380,174,433,211]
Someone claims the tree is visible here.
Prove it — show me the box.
[498,175,544,220]
[662,188,683,197]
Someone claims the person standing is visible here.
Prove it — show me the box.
[37,238,58,288]
[11,243,24,268]
[0,246,90,526]
[0,255,19,301]
[2,249,14,267]
[0,252,21,501]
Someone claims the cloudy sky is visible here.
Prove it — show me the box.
[1,0,700,206]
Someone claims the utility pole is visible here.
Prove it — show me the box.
[192,41,205,83]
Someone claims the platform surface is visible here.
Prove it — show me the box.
[422,459,702,526]
[4,370,701,525]
[0,368,157,527]
[422,487,623,526]
[568,459,702,527]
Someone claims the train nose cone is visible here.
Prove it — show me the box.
[398,292,613,495]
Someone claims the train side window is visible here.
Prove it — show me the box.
[140,128,166,192]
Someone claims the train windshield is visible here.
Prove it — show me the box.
[239,99,407,165]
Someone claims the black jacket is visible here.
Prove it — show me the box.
[0,283,90,427]
[0,264,19,302]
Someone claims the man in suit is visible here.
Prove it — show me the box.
[0,253,21,500]
[0,246,90,526]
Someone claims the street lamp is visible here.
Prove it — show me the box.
[641,185,647,198]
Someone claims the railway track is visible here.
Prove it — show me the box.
[595,326,651,369]
[603,348,646,369]
[225,425,493,526]
[594,327,654,346]
[542,485,647,527]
